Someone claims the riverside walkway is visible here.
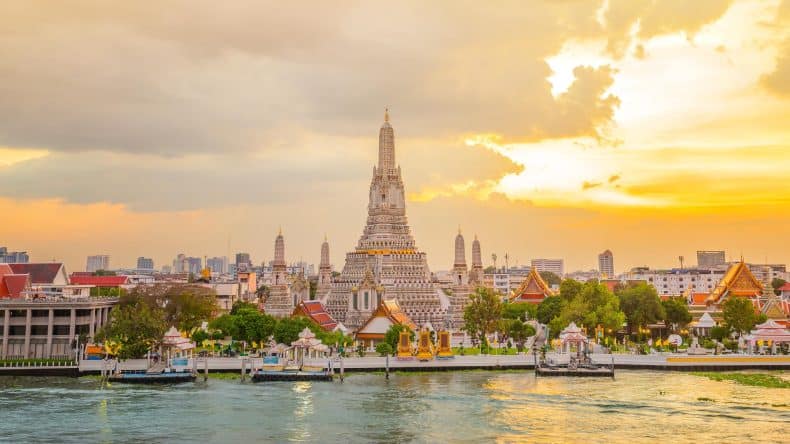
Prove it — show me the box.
[73,353,790,375]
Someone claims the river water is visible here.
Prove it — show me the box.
[0,370,787,443]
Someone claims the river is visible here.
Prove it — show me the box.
[0,370,787,443]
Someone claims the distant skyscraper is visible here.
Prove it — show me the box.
[598,250,614,278]
[86,255,110,272]
[136,257,154,270]
[0,247,29,263]
[187,257,202,275]
[235,252,251,270]
[697,250,726,269]
[530,258,565,276]
[207,256,228,274]
[173,254,188,273]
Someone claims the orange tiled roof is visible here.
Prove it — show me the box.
[707,261,762,304]
[293,300,338,331]
[510,268,554,302]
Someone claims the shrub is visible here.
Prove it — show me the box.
[375,342,393,356]
[710,326,730,341]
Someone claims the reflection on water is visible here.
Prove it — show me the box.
[0,371,787,443]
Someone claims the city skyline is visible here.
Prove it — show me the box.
[1,1,789,274]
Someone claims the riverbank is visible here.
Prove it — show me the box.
[1,353,787,377]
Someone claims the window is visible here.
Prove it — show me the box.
[364,291,369,310]
[353,293,358,310]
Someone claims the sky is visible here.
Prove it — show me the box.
[1,0,789,274]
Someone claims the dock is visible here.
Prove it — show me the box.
[251,371,333,382]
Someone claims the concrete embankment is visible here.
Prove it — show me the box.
[1,354,788,377]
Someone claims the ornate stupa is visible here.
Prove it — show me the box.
[316,235,333,300]
[448,228,473,328]
[263,229,294,317]
[324,110,447,329]
[470,235,483,286]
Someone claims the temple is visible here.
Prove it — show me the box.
[688,260,789,326]
[324,111,448,329]
[510,267,554,303]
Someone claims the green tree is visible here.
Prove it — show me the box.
[661,297,692,331]
[96,302,166,359]
[558,279,583,301]
[191,329,209,344]
[375,342,393,356]
[536,296,564,325]
[506,319,535,352]
[234,308,277,343]
[722,297,758,334]
[208,314,238,338]
[462,287,503,345]
[230,301,259,315]
[383,324,415,352]
[120,284,217,331]
[710,325,730,341]
[617,283,666,335]
[539,271,561,287]
[772,278,786,296]
[272,316,315,344]
[502,302,537,320]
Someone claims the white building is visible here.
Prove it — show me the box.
[626,268,725,296]
[530,259,564,276]
[86,255,110,273]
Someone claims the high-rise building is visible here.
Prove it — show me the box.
[235,252,251,270]
[530,258,564,276]
[206,256,228,274]
[598,250,614,278]
[136,257,154,270]
[173,253,188,273]
[86,255,110,273]
[697,250,726,269]
[0,247,29,263]
[324,110,443,329]
[187,257,202,275]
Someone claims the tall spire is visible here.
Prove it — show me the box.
[454,229,466,267]
[472,235,482,267]
[274,230,285,266]
[378,108,395,172]
[320,236,330,267]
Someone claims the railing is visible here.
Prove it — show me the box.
[0,357,77,368]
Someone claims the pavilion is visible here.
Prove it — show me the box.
[558,322,589,355]
[744,320,790,354]
[355,299,416,352]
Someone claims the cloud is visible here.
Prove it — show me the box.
[608,174,621,183]
[761,0,790,97]
[603,0,735,57]
[582,181,603,190]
